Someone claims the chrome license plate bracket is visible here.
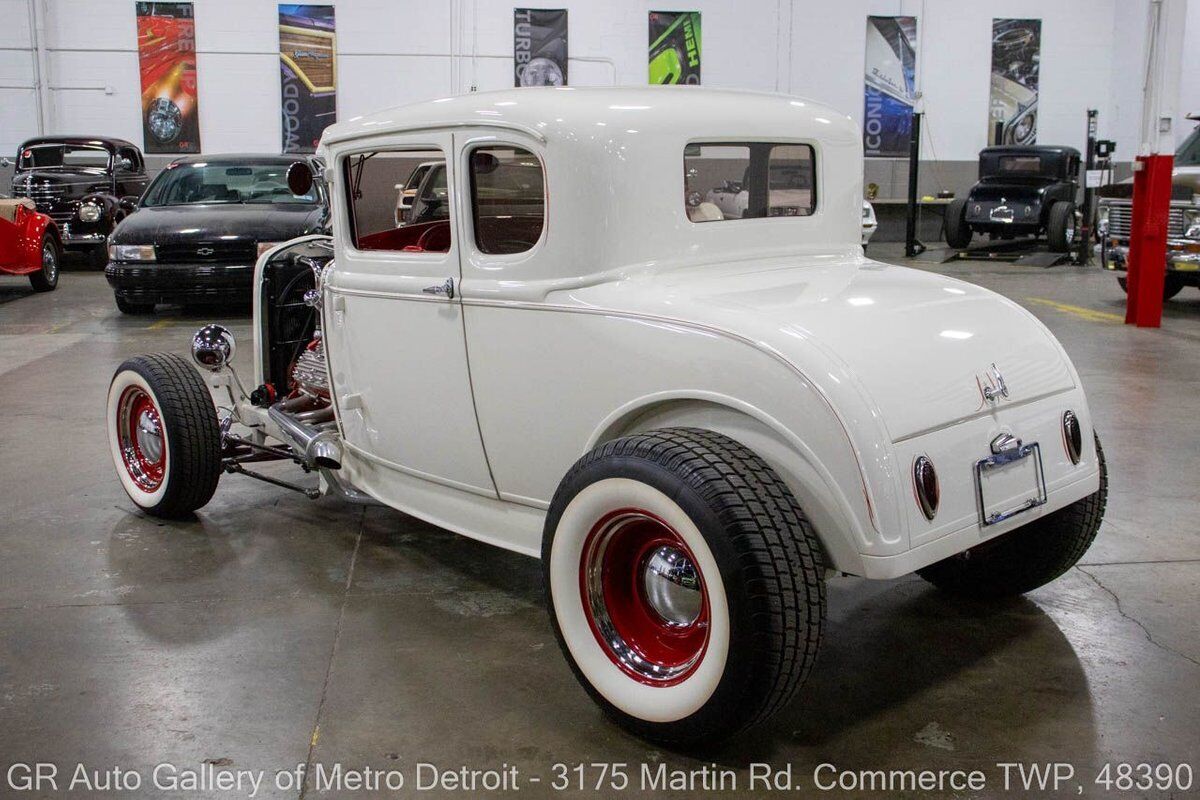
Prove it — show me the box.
[974,441,1047,527]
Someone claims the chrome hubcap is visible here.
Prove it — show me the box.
[641,545,702,626]
[42,244,56,281]
[136,409,163,464]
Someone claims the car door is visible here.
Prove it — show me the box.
[322,134,498,497]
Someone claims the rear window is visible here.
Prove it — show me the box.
[684,142,816,222]
[998,155,1042,173]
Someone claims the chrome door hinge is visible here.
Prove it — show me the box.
[422,277,455,300]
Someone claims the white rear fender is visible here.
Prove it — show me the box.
[590,396,876,576]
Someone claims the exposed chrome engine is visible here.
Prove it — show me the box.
[290,334,330,400]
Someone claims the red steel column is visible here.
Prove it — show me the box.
[1126,0,1187,328]
[1125,154,1174,327]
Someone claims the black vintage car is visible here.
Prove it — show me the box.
[105,154,328,314]
[945,145,1081,253]
[5,136,150,266]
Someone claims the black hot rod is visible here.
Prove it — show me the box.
[945,145,1081,253]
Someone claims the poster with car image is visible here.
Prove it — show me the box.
[135,2,201,154]
[649,11,700,85]
[862,15,917,158]
[279,5,337,154]
[989,19,1041,146]
[514,9,568,86]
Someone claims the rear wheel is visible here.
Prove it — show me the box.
[944,197,972,249]
[918,435,1107,599]
[106,353,222,518]
[1046,201,1076,252]
[543,428,825,745]
[28,233,60,292]
[1117,275,1185,301]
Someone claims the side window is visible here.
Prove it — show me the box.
[468,145,545,255]
[344,149,451,253]
[118,147,141,172]
[684,142,816,222]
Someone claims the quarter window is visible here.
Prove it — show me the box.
[344,149,451,253]
[684,142,816,222]
[468,146,545,254]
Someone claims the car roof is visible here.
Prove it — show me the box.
[322,86,855,147]
[168,153,324,166]
[17,136,137,152]
[981,145,1081,158]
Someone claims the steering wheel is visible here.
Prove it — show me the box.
[415,225,442,252]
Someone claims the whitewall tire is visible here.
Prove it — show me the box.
[543,428,826,745]
[106,354,222,518]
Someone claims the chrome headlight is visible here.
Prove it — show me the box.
[1012,109,1036,144]
[1186,222,1200,240]
[108,244,156,261]
[257,241,281,257]
[191,324,236,371]
[78,202,102,223]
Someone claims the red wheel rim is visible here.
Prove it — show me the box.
[579,509,710,685]
[116,385,166,492]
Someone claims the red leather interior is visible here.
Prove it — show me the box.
[358,220,451,253]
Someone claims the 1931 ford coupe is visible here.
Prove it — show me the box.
[106,88,1106,744]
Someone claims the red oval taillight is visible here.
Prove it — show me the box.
[914,456,939,520]
[1063,411,1083,465]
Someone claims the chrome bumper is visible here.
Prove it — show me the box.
[1096,241,1200,272]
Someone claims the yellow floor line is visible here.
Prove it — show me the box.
[146,319,173,330]
[1025,297,1125,324]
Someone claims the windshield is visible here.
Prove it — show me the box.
[17,144,110,170]
[1177,125,1200,167]
[141,162,320,207]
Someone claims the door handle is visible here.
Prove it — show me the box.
[422,278,455,300]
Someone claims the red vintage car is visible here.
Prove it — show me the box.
[0,198,60,291]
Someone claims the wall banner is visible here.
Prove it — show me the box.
[863,15,917,158]
[989,19,1041,146]
[135,2,201,154]
[649,11,700,85]
[279,5,337,154]
[514,9,568,86]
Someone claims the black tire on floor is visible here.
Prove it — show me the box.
[28,232,60,292]
[115,296,155,315]
[1117,275,1185,301]
[1046,201,1076,252]
[106,353,222,518]
[944,197,972,249]
[543,427,825,745]
[918,435,1108,600]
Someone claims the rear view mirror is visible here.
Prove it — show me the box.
[287,161,314,196]
[119,196,140,213]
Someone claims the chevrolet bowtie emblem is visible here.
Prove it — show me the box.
[197,247,214,256]
[982,363,1009,403]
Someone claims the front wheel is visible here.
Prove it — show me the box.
[918,434,1107,599]
[543,428,825,745]
[106,353,222,518]
[28,233,60,292]
[944,197,972,249]
[1117,275,1185,301]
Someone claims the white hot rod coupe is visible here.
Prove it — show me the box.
[106,88,1106,744]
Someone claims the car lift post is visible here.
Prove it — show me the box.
[1126,0,1185,328]
[905,112,924,257]
[1076,110,1098,266]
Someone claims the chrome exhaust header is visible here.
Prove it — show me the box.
[268,404,342,470]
